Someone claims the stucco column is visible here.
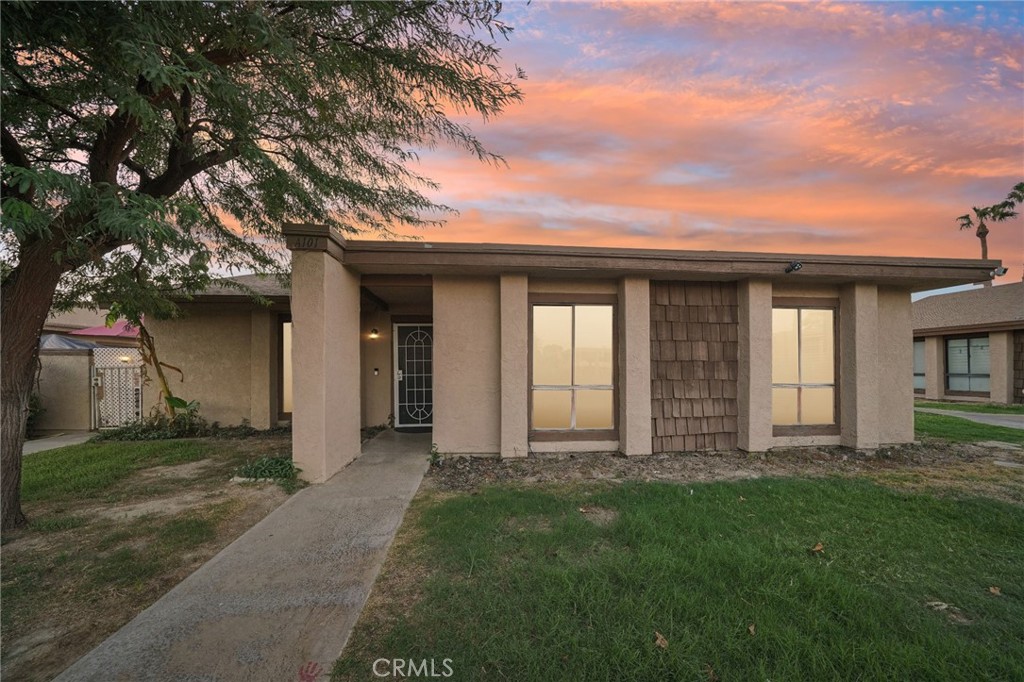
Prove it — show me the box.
[249,309,273,430]
[500,274,529,458]
[924,336,943,399]
[618,277,652,456]
[738,279,772,451]
[989,331,1014,404]
[840,283,880,450]
[285,224,361,483]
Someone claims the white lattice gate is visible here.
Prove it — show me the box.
[91,347,143,429]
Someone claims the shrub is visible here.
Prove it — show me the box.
[235,456,301,493]
[92,407,211,441]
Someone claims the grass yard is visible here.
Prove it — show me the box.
[915,401,1024,415]
[335,478,1024,682]
[1,435,294,682]
[915,412,1024,445]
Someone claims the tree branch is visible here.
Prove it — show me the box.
[1,126,35,204]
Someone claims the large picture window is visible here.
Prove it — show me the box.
[945,336,989,394]
[913,339,925,393]
[531,303,614,434]
[772,302,837,431]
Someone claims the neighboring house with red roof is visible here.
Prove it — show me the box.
[912,281,1024,405]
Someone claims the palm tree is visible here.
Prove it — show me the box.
[957,182,1024,285]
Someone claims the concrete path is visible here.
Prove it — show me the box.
[23,431,92,455]
[915,407,1024,431]
[56,430,431,682]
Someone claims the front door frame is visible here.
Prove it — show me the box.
[393,322,434,428]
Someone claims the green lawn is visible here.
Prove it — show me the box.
[334,479,1024,682]
[916,401,1024,415]
[915,412,1024,445]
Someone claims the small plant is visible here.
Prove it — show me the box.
[235,455,301,492]
[428,442,444,467]
[26,392,46,438]
[92,406,211,441]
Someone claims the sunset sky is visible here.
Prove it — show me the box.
[396,1,1024,268]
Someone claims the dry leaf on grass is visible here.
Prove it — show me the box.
[989,586,1002,596]
[748,623,756,636]
[704,663,720,681]
[654,631,668,649]
[810,542,825,554]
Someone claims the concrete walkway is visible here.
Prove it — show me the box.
[23,431,92,455]
[915,407,1024,431]
[56,430,431,682]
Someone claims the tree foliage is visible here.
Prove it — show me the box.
[1,0,523,319]
[955,182,1024,261]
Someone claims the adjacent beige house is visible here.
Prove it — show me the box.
[912,281,1024,405]
[146,223,999,483]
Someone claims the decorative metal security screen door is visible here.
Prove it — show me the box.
[394,324,433,427]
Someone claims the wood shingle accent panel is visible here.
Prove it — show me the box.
[650,282,739,452]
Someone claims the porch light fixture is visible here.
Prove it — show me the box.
[118,355,132,363]
[990,267,1008,278]
[369,328,380,339]
[784,261,803,274]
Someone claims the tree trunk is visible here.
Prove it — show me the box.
[977,225,991,287]
[1,240,65,531]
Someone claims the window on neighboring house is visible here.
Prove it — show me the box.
[945,336,989,394]
[771,303,838,432]
[531,302,615,436]
[913,339,925,393]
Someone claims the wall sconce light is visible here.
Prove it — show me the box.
[369,328,379,339]
[784,261,803,274]
[118,355,132,364]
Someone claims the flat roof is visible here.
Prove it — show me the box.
[282,223,1000,292]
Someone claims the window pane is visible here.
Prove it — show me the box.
[772,309,799,384]
[574,306,613,385]
[948,375,970,391]
[576,389,613,429]
[969,337,990,374]
[800,309,834,384]
[913,340,925,374]
[282,322,293,413]
[533,390,571,429]
[913,375,925,390]
[802,387,834,425]
[533,306,572,385]
[772,387,799,425]
[946,339,969,374]
[970,376,990,392]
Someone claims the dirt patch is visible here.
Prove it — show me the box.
[87,489,227,521]
[925,601,973,626]
[424,441,1024,504]
[138,458,216,480]
[577,506,619,527]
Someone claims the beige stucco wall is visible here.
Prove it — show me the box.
[36,351,93,432]
[500,275,529,458]
[291,251,362,481]
[877,287,914,444]
[361,310,393,428]
[143,306,254,425]
[618,276,653,456]
[529,279,618,295]
[433,276,501,455]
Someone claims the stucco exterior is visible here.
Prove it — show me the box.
[35,351,93,432]
[432,276,502,455]
[142,305,258,425]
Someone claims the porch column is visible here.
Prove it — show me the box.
[618,276,652,456]
[989,331,1014,404]
[924,336,943,399]
[500,274,529,458]
[738,279,772,451]
[840,282,880,450]
[284,224,361,483]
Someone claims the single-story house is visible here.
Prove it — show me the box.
[912,281,1024,404]
[142,223,999,483]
